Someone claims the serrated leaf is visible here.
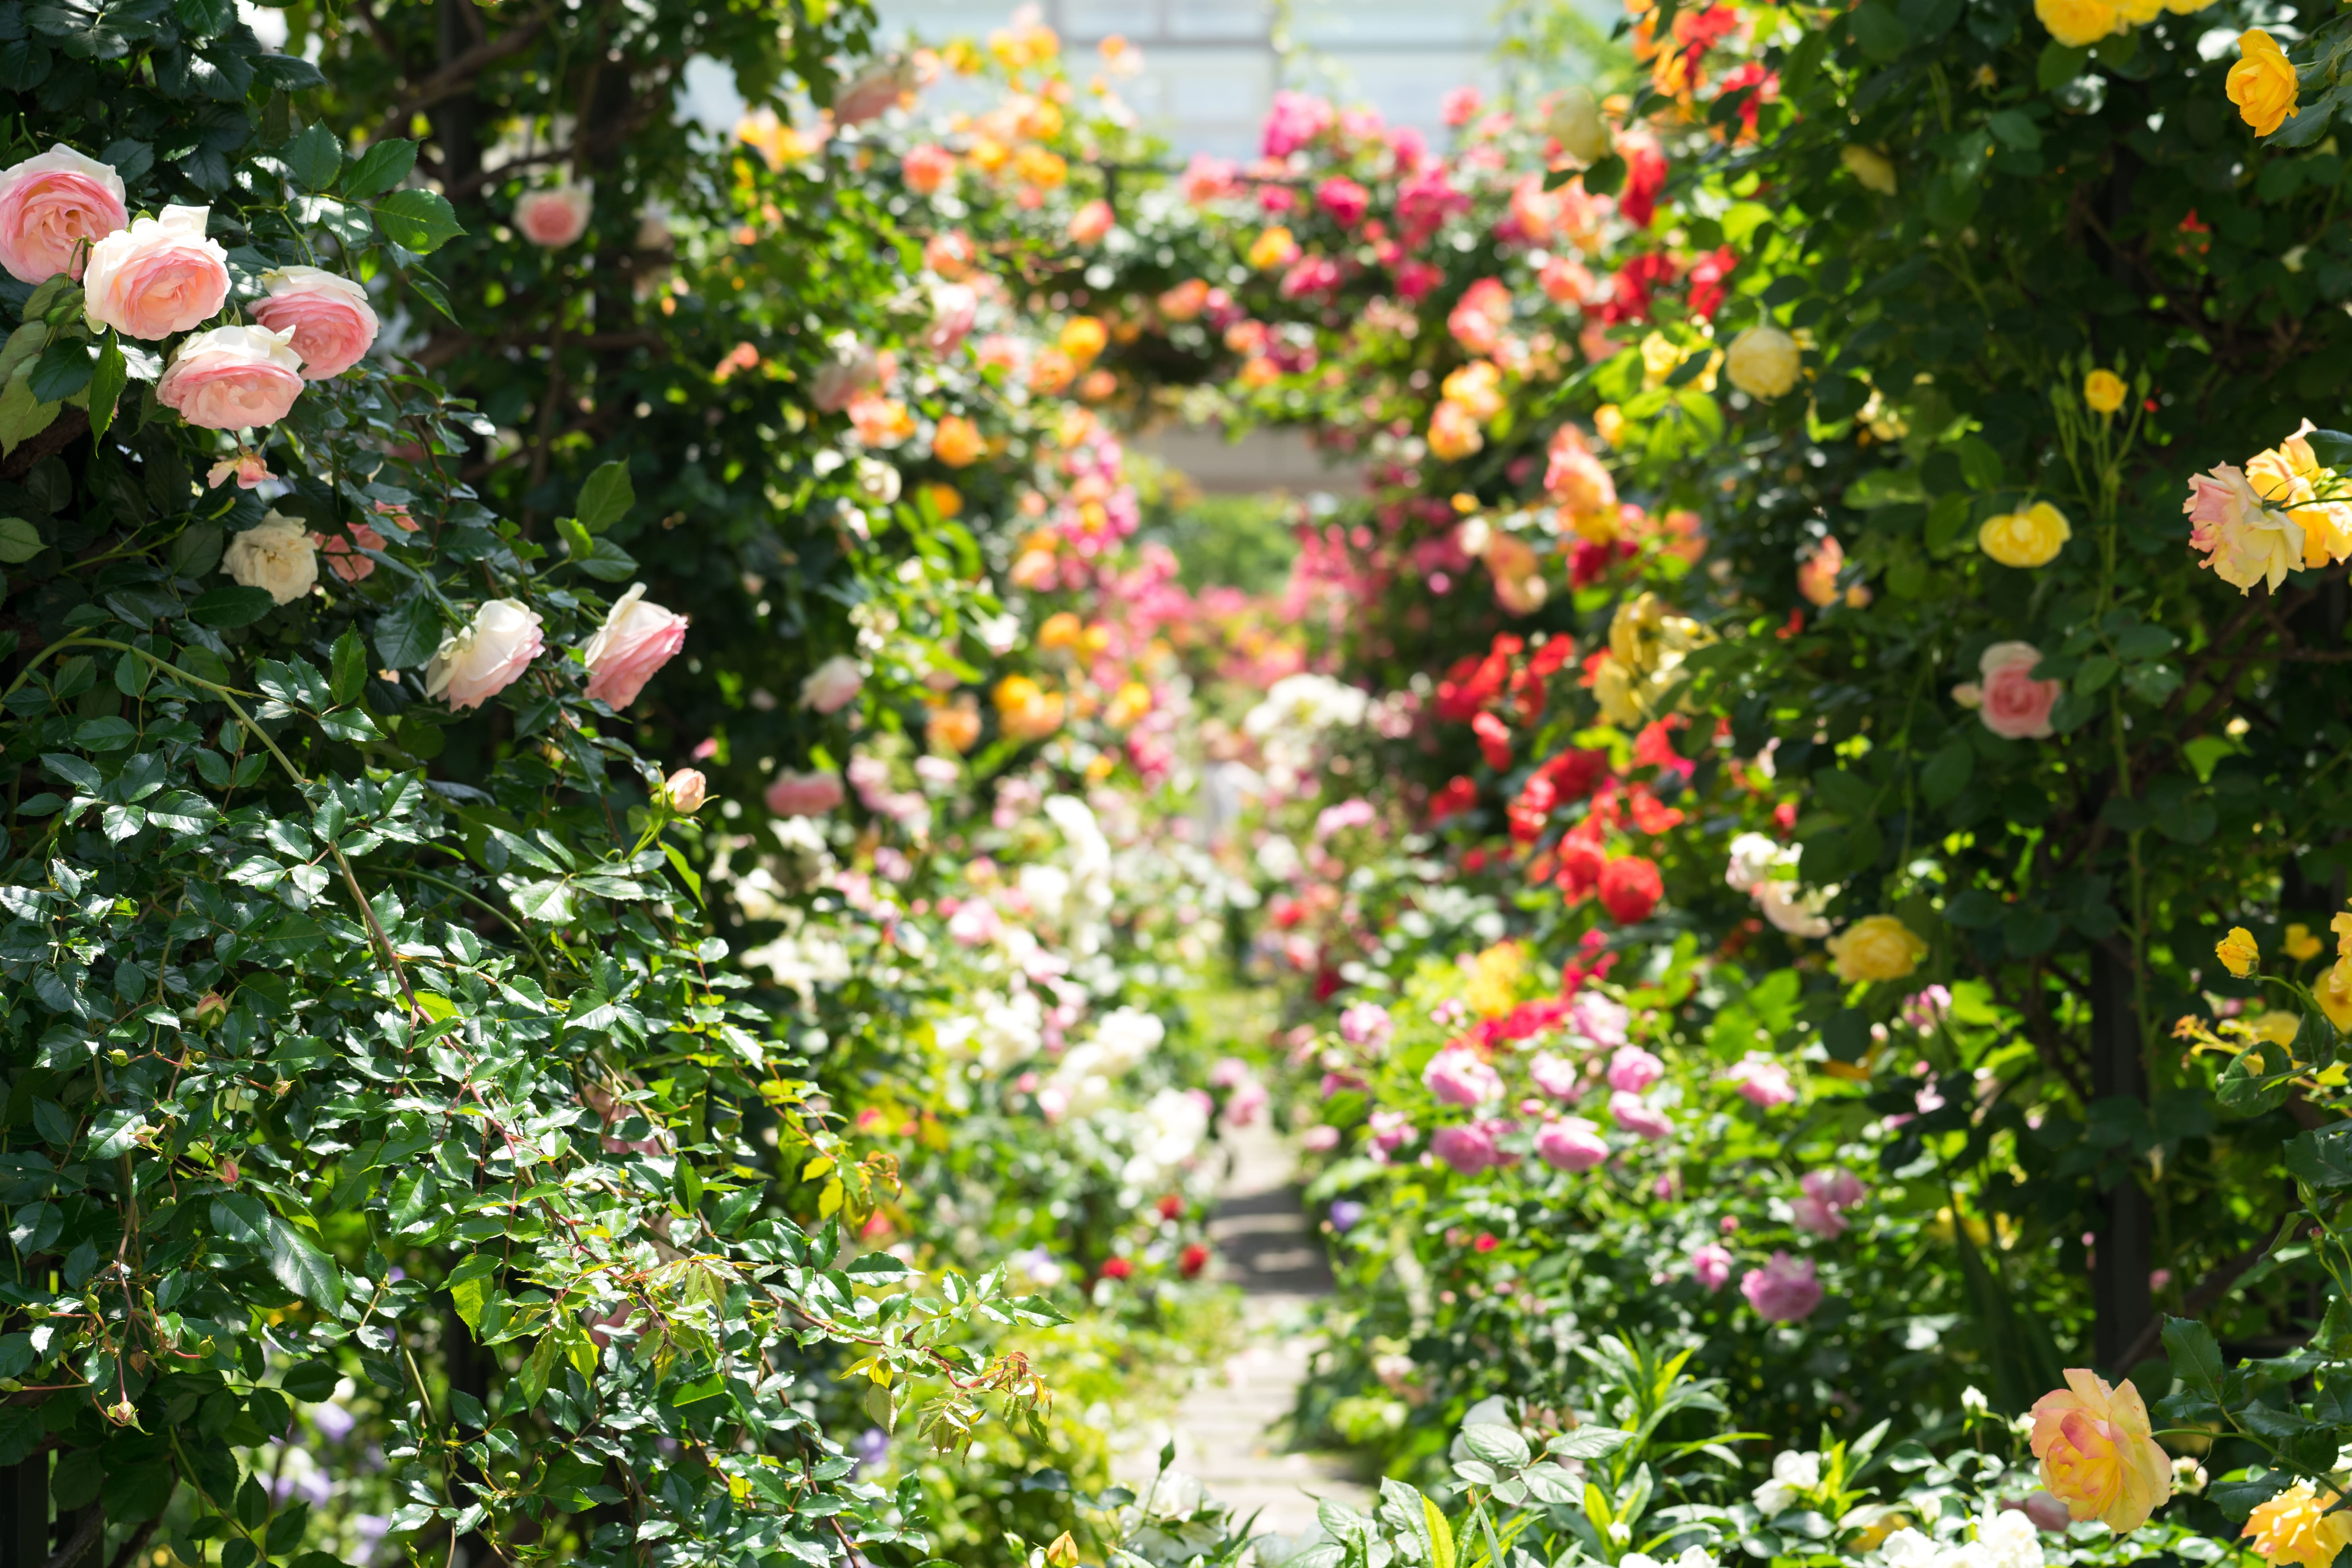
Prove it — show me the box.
[574,460,634,533]
[0,516,42,563]
[190,585,275,628]
[374,188,463,253]
[341,137,417,201]
[284,122,341,190]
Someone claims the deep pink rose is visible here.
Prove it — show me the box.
[250,266,379,379]
[1606,1045,1664,1094]
[581,583,688,710]
[1690,1242,1733,1290]
[1740,1251,1824,1322]
[1609,1090,1672,1140]
[83,203,227,340]
[157,324,303,430]
[1423,1047,1502,1107]
[516,184,592,248]
[1315,177,1369,227]
[1535,1117,1607,1173]
[0,144,125,283]
[1431,1120,1512,1175]
[765,769,844,817]
[1726,1052,1798,1107]
[1261,91,1334,158]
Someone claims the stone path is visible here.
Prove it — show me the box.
[1118,1118,1373,1537]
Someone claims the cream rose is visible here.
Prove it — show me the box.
[157,323,304,431]
[83,204,229,340]
[250,266,379,380]
[0,145,126,284]
[1725,325,1801,401]
[580,583,688,710]
[221,513,317,606]
[515,184,592,248]
[426,599,545,711]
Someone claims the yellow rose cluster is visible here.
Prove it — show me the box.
[2036,0,2210,49]
[2210,909,2352,1032]
[2183,420,2352,594]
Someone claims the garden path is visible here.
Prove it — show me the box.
[1118,1118,1372,1538]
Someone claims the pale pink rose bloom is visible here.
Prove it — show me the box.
[206,451,273,490]
[1224,1076,1270,1127]
[1572,991,1630,1047]
[1689,1242,1733,1290]
[84,204,228,340]
[1606,1045,1664,1094]
[800,655,863,714]
[664,769,707,813]
[157,324,304,430]
[1423,1047,1502,1107]
[250,266,379,379]
[1338,1003,1393,1049]
[516,184,592,248]
[1791,1195,1848,1239]
[1973,641,2062,739]
[2184,463,2301,594]
[1741,1251,1824,1322]
[1368,1108,1416,1153]
[1430,1120,1510,1175]
[925,284,977,357]
[765,769,844,817]
[0,144,126,283]
[1801,1168,1868,1210]
[947,899,1002,947]
[1609,1090,1672,1140]
[580,583,689,710]
[1727,1051,1798,1107]
[1902,984,1954,1030]
[1527,1051,1580,1100]
[313,521,388,583]
[425,598,544,711]
[1535,1117,1607,1172]
[1299,1124,1342,1152]
[834,58,915,126]
[1180,154,1241,205]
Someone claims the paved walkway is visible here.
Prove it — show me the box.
[1118,1119,1372,1536]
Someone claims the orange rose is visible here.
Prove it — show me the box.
[2028,1371,2171,1533]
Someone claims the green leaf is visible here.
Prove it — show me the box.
[330,629,368,707]
[2161,1315,2224,1395]
[280,1359,340,1402]
[574,460,634,533]
[374,188,463,253]
[284,122,341,191]
[0,517,43,563]
[2036,41,2089,90]
[265,1214,343,1311]
[0,363,59,456]
[1545,1426,1632,1460]
[190,585,276,628]
[1985,108,2041,151]
[27,336,94,403]
[447,1255,497,1331]
[400,264,458,323]
[374,594,442,668]
[86,331,124,439]
[341,137,417,201]
[1920,738,1973,806]
[1953,434,2003,489]
[173,0,230,35]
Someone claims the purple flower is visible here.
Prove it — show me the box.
[1329,1200,1367,1231]
[309,1400,356,1442]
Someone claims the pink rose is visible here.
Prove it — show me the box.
[1067,199,1115,245]
[2184,463,2300,594]
[1791,1195,1848,1239]
[1423,1047,1502,1107]
[811,347,881,413]
[1316,176,1369,228]
[1179,155,1241,205]
[1224,1076,1270,1127]
[83,204,228,340]
[1606,1045,1664,1093]
[1609,1090,1672,1140]
[1430,1120,1512,1175]
[1368,1109,1416,1154]
[1726,1052,1798,1107]
[1801,1168,1868,1211]
[425,599,544,711]
[0,144,126,283]
[1441,86,1485,126]
[313,521,387,583]
[926,283,977,357]
[250,266,379,379]
[800,655,863,714]
[1740,1251,1824,1322]
[834,58,915,127]
[901,143,955,196]
[1338,1003,1393,1049]
[664,769,707,814]
[157,324,304,431]
[1968,641,2061,739]
[1527,1052,1580,1100]
[765,769,844,817]
[1690,1242,1733,1290]
[1299,1124,1342,1152]
[1534,1116,1607,1172]
[515,184,592,248]
[1572,991,1630,1048]
[1261,91,1334,158]
[580,583,688,710]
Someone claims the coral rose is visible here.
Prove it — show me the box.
[926,697,981,755]
[581,583,689,710]
[2228,30,2299,138]
[313,521,387,583]
[1740,1251,1824,1322]
[2029,1370,2171,1532]
[83,204,228,340]
[222,513,316,606]
[1535,1117,1608,1173]
[924,230,976,279]
[250,266,379,379]
[1725,325,1801,401]
[1067,199,1115,245]
[801,655,864,714]
[2184,463,2301,593]
[1979,501,2073,568]
[516,184,592,248]
[157,324,304,431]
[900,143,955,195]
[1964,641,2063,739]
[1826,914,1926,983]
[1247,226,1299,271]
[2245,1481,2352,1568]
[426,599,544,711]
[1428,400,1485,461]
[0,144,126,284]
[1599,856,1663,923]
[931,415,984,468]
[765,769,844,817]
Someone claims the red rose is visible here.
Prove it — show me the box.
[1101,1257,1134,1281]
[1556,838,1608,897]
[1598,856,1664,923]
[1180,1243,1211,1278]
[1156,1193,1184,1220]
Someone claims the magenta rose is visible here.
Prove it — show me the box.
[250,266,379,379]
[1740,1251,1824,1322]
[1606,1044,1664,1094]
[1423,1047,1502,1107]
[0,144,126,283]
[515,184,592,248]
[1534,1117,1607,1173]
[1430,1120,1512,1175]
[765,769,844,817]
[83,203,228,340]
[1689,1242,1734,1291]
[157,324,304,431]
[580,583,688,710]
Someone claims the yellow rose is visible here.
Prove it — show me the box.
[1725,325,1802,401]
[1104,681,1152,729]
[2037,0,2120,45]
[2321,958,2352,1034]
[2335,910,2352,956]
[2216,926,2260,978]
[2228,30,2299,138]
[1978,501,2073,568]
[2113,0,2161,24]
[1059,315,1107,365]
[2245,1481,2352,1568]
[2083,369,2127,414]
[2285,922,2323,961]
[2247,1010,2301,1045]
[2029,1371,2172,1532]
[1247,226,1299,271]
[1826,915,1928,984]
[1841,145,1898,195]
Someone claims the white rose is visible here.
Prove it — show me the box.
[424,598,545,712]
[1725,325,1802,401]
[221,513,316,605]
[1756,880,1834,938]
